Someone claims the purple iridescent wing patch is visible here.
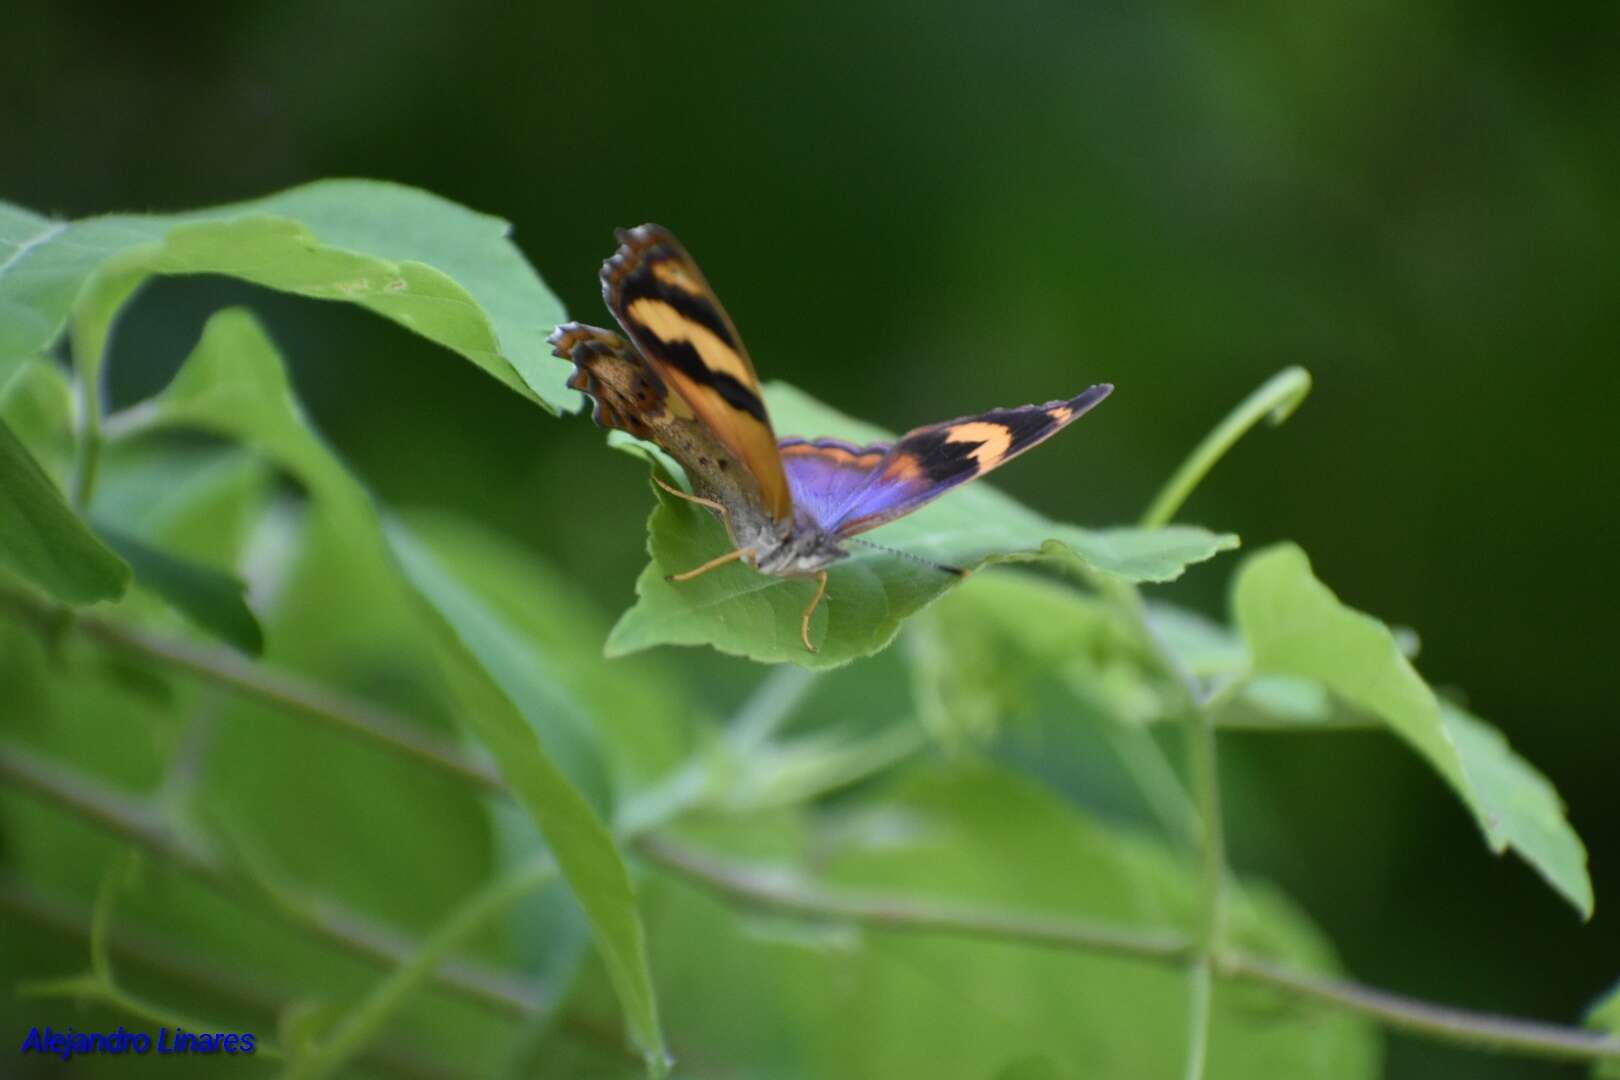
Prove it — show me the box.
[779,437,891,528]
[779,385,1113,537]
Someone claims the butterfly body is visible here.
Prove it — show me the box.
[551,319,850,577]
[739,506,852,576]
[551,225,1112,650]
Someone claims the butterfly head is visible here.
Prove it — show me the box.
[750,510,849,576]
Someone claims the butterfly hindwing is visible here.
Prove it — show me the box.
[779,437,891,528]
[549,320,776,515]
[786,386,1114,537]
[601,225,794,523]
[550,322,687,441]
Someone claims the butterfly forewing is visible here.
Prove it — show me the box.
[601,226,794,523]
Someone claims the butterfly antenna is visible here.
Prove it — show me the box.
[848,538,966,577]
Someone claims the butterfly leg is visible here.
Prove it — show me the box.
[667,546,754,583]
[799,570,830,653]
[652,474,729,524]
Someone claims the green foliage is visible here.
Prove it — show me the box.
[0,416,129,604]
[397,508,702,796]
[1591,981,1620,1079]
[94,524,263,653]
[608,383,1238,668]
[1234,543,1592,917]
[124,304,666,1064]
[906,570,1162,742]
[387,524,667,1066]
[620,762,1379,1080]
[0,181,576,410]
[0,181,1607,1079]
[0,357,75,484]
[283,857,559,1080]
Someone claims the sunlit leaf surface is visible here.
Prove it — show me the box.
[0,181,575,410]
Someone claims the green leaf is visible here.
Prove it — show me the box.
[0,181,577,410]
[908,571,1164,743]
[112,311,505,938]
[0,416,129,604]
[94,445,271,570]
[132,307,665,1065]
[388,523,667,1070]
[1144,602,1249,680]
[637,761,1377,1078]
[398,508,702,794]
[284,858,558,1080]
[606,383,1238,668]
[992,1057,1068,1080]
[1587,979,1620,1079]
[0,356,75,486]
[94,524,263,654]
[69,263,146,390]
[135,308,366,535]
[1443,702,1593,918]
[1233,542,1593,917]
[385,520,613,813]
[1145,603,1368,730]
[714,724,925,813]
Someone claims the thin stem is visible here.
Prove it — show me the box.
[6,597,1620,1068]
[1140,366,1312,529]
[104,618,501,791]
[0,876,463,1080]
[1185,708,1226,953]
[22,971,287,1058]
[642,834,1620,1067]
[0,743,544,1021]
[636,834,1194,962]
[101,399,161,441]
[729,665,819,751]
[69,360,103,509]
[0,588,502,794]
[288,858,557,1080]
[1119,579,1230,1078]
[615,665,818,836]
[68,265,146,509]
[1094,719,1200,849]
[2,874,283,1012]
[1182,958,1213,1080]
[21,851,289,1060]
[89,850,141,983]
[1181,703,1224,1080]
[1222,954,1620,1066]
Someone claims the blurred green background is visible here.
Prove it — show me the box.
[5,2,1617,1076]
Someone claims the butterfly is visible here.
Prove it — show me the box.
[549,225,1112,652]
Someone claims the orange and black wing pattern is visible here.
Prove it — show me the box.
[549,322,683,442]
[778,386,1114,537]
[600,225,793,523]
[550,320,779,542]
